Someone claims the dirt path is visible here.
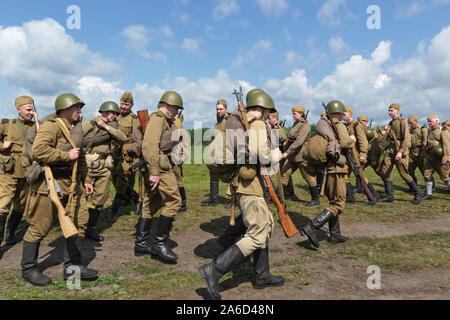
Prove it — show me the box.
[1,214,449,299]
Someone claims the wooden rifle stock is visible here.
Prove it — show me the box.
[136,110,150,210]
[32,108,78,238]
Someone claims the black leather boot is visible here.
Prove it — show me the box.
[199,244,247,300]
[177,187,187,213]
[86,209,104,242]
[354,180,363,194]
[5,210,23,245]
[109,193,123,223]
[150,216,178,262]
[127,185,139,204]
[252,247,284,289]
[134,217,153,256]
[407,180,423,205]
[345,183,355,203]
[328,214,349,244]
[379,180,394,202]
[201,180,219,206]
[302,210,333,248]
[0,214,6,246]
[21,241,52,286]
[305,186,320,207]
[63,236,98,281]
[367,183,380,201]
[286,179,300,201]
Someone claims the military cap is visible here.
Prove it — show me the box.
[408,115,419,122]
[121,91,134,103]
[270,111,279,117]
[292,105,305,113]
[15,95,34,108]
[427,114,439,122]
[389,103,401,111]
[358,115,368,122]
[345,107,354,114]
[443,120,450,126]
[216,99,227,107]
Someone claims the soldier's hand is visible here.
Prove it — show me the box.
[349,135,356,142]
[2,141,13,149]
[395,152,402,161]
[359,157,366,164]
[442,158,448,165]
[96,119,109,131]
[149,175,160,191]
[85,183,94,195]
[281,153,288,160]
[69,148,80,160]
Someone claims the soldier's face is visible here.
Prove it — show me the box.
[343,112,352,121]
[359,120,369,127]
[408,119,418,128]
[388,108,398,118]
[120,101,133,114]
[292,111,302,121]
[443,124,450,131]
[60,105,82,124]
[268,115,278,125]
[161,104,180,119]
[428,119,439,128]
[17,105,34,121]
[102,111,117,122]
[216,105,227,118]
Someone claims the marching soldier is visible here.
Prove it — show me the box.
[407,115,427,190]
[343,107,378,204]
[201,99,229,206]
[83,102,127,242]
[302,101,355,247]
[110,92,141,222]
[134,91,184,262]
[21,93,97,286]
[199,90,284,300]
[279,106,311,202]
[357,115,385,179]
[423,115,450,198]
[378,104,423,204]
[0,96,35,246]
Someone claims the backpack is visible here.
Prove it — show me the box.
[205,112,248,183]
[304,134,328,165]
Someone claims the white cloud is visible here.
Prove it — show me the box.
[395,0,450,19]
[213,0,240,20]
[328,36,347,54]
[121,24,173,61]
[256,0,289,17]
[181,38,202,54]
[0,18,121,96]
[371,41,391,65]
[232,40,273,69]
[284,51,301,69]
[317,0,356,27]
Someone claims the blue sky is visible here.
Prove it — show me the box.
[1,0,450,128]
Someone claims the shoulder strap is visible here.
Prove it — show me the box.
[15,120,28,139]
[7,120,13,141]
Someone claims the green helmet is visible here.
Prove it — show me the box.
[364,127,375,141]
[246,88,266,105]
[55,93,85,113]
[326,100,345,114]
[159,91,183,110]
[246,92,276,111]
[99,101,120,114]
[432,145,444,158]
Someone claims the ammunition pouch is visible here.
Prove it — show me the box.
[85,153,101,170]
[158,152,172,171]
[0,154,15,173]
[238,165,257,181]
[25,161,42,184]
[105,155,114,170]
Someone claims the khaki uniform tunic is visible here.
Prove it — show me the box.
[140,110,181,219]
[111,111,141,195]
[380,115,413,183]
[408,125,426,180]
[345,119,369,184]
[24,118,89,242]
[84,117,127,209]
[210,113,229,182]
[0,118,34,215]
[424,127,450,183]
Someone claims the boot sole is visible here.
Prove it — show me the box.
[252,281,285,290]
[199,266,221,300]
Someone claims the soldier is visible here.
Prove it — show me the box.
[302,101,355,248]
[378,104,423,204]
[407,115,427,191]
[0,96,35,246]
[201,99,229,206]
[83,102,127,242]
[442,120,450,131]
[199,91,284,300]
[280,106,311,202]
[357,115,385,179]
[20,93,97,286]
[423,115,450,199]
[173,112,190,212]
[110,92,141,222]
[343,107,378,204]
[134,91,184,262]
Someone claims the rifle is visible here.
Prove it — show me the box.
[305,110,309,121]
[31,106,78,238]
[322,103,375,204]
[233,87,298,237]
[370,119,373,127]
[320,168,327,197]
[135,110,150,215]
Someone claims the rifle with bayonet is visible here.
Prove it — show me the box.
[322,102,375,205]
